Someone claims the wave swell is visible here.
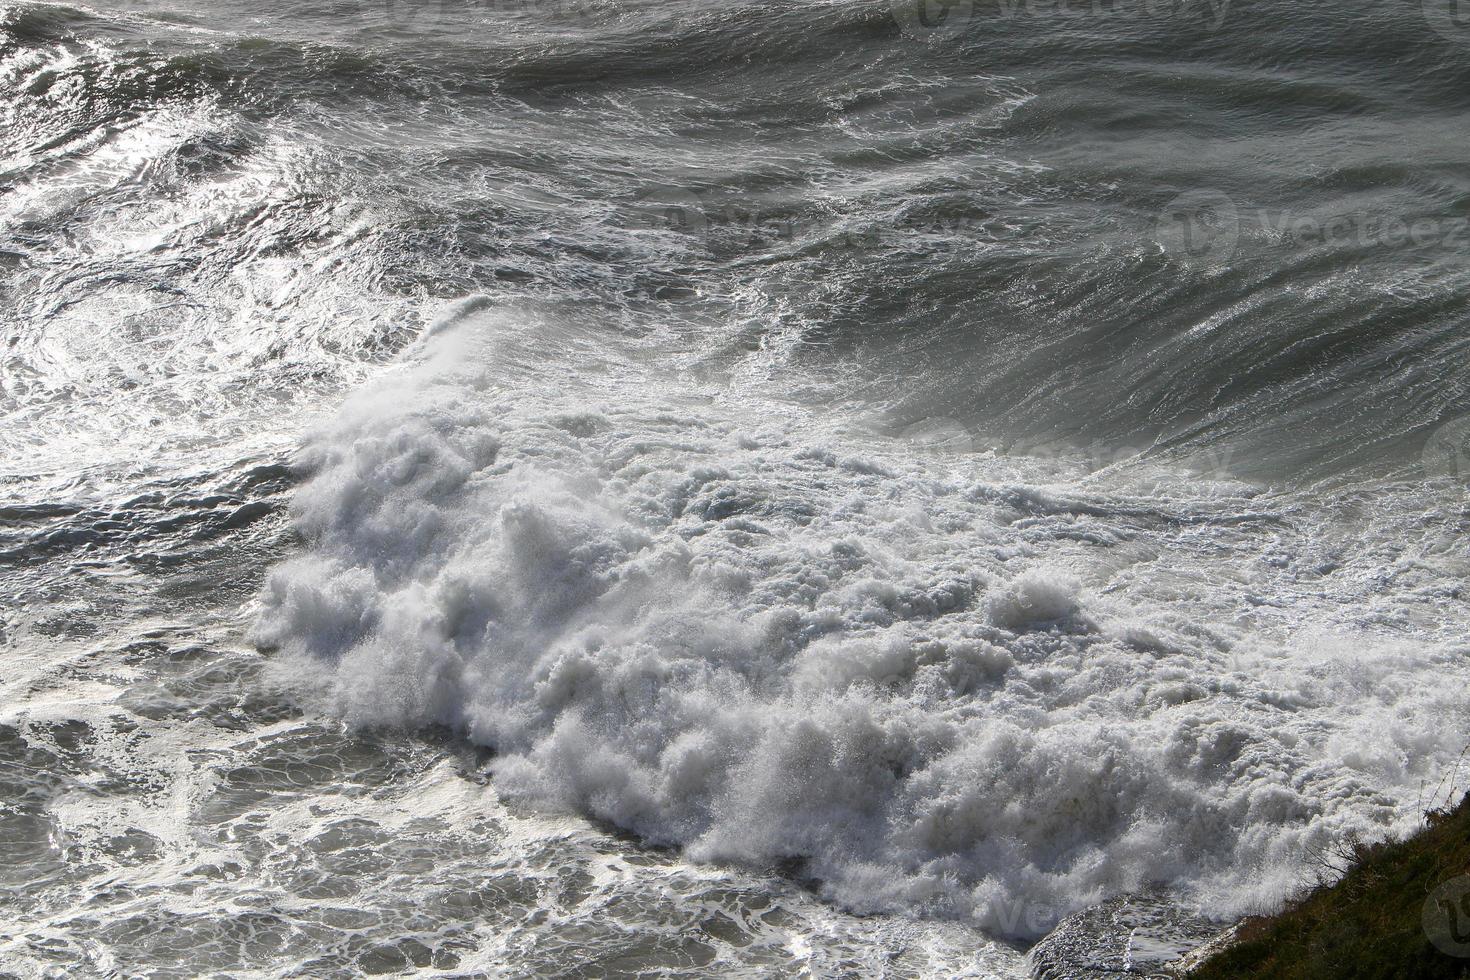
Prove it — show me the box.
[255,304,1470,938]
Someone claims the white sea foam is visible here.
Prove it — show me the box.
[256,302,1470,938]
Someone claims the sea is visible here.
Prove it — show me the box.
[4,0,1470,975]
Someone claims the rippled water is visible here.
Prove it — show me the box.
[4,0,1470,974]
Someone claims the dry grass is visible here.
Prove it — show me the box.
[1189,795,1470,979]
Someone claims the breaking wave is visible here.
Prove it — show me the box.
[256,303,1470,938]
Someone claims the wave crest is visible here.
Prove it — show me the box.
[256,305,1470,938]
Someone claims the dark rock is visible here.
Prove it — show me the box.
[1029,894,1226,979]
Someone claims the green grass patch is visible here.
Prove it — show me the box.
[1191,795,1470,979]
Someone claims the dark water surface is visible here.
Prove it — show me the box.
[4,0,1470,974]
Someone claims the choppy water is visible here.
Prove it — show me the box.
[4,0,1470,975]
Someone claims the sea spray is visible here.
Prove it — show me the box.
[256,306,1470,938]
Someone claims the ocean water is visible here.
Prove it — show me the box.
[4,0,1470,975]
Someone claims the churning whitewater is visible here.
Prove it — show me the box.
[255,302,1470,940]
[6,0,1470,973]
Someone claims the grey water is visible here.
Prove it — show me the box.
[4,0,1470,975]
